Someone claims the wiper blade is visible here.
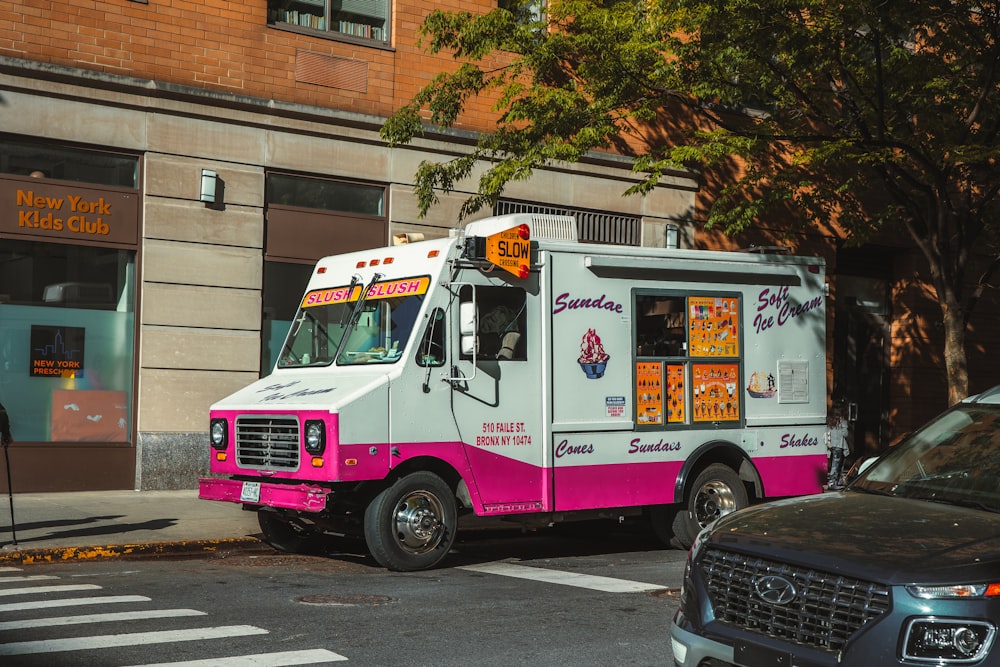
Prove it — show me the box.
[333,272,383,362]
[339,274,362,326]
[849,484,895,497]
[933,496,1000,513]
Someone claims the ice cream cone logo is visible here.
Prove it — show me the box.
[578,328,610,379]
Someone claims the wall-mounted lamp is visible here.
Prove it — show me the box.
[666,223,680,249]
[200,169,219,206]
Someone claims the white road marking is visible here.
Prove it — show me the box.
[131,648,350,665]
[0,608,206,630]
[458,562,665,593]
[0,625,269,655]
[0,575,60,583]
[0,584,102,597]
[0,595,151,612]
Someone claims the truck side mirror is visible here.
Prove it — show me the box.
[460,301,477,356]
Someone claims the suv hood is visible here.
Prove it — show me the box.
[709,491,1000,585]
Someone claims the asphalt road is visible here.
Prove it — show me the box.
[0,520,686,666]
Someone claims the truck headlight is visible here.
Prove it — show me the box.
[304,420,326,454]
[210,418,228,450]
[903,618,995,663]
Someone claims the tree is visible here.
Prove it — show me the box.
[382,0,1000,404]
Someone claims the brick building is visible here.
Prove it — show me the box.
[0,1,995,491]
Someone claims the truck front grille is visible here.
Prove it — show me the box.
[700,547,890,652]
[235,416,300,470]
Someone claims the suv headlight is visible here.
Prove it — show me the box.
[903,619,995,663]
[210,418,228,450]
[304,420,326,454]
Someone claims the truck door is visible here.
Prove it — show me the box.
[449,271,549,514]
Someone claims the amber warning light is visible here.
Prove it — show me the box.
[480,224,531,279]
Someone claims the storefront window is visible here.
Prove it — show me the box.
[262,261,314,374]
[0,138,138,188]
[266,173,384,216]
[0,241,136,443]
[262,173,389,373]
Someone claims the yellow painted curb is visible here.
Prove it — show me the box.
[0,537,264,565]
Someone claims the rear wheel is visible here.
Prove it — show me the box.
[671,463,748,548]
[257,510,322,553]
[363,472,457,571]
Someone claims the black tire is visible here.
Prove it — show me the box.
[649,505,682,547]
[363,472,457,571]
[671,463,748,549]
[257,510,321,553]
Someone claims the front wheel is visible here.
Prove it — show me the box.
[671,463,748,548]
[363,472,457,571]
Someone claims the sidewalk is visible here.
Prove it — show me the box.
[0,490,265,565]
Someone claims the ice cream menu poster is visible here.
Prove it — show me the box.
[692,363,740,422]
[688,296,739,357]
[666,364,686,423]
[636,362,662,425]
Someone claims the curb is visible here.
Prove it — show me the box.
[0,536,268,565]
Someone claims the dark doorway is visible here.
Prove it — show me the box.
[832,250,892,460]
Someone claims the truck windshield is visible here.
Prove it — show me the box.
[277,276,429,368]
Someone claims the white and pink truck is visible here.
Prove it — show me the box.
[199,213,830,571]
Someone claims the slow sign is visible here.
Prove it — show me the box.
[485,224,531,278]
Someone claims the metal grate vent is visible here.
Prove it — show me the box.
[295,50,368,93]
[235,415,300,470]
[494,200,640,246]
[700,548,890,653]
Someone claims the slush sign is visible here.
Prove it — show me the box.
[30,325,85,378]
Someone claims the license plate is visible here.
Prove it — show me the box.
[240,481,261,503]
[734,640,791,667]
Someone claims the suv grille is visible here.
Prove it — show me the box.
[701,547,890,652]
[235,416,300,470]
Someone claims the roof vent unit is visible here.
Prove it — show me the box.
[465,213,577,244]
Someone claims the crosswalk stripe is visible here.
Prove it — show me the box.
[0,584,102,597]
[130,648,350,665]
[0,625,269,655]
[0,608,206,630]
[458,562,665,593]
[0,568,21,573]
[0,575,60,583]
[0,595,151,612]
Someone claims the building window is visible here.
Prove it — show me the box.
[267,0,390,44]
[499,0,546,24]
[266,173,384,216]
[262,172,389,373]
[0,240,136,443]
[0,138,138,188]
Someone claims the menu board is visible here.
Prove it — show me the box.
[688,296,739,357]
[692,363,740,422]
[666,364,686,423]
[636,362,663,425]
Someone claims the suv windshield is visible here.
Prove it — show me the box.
[853,403,1000,512]
[277,276,429,369]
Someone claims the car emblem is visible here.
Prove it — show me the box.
[754,575,797,605]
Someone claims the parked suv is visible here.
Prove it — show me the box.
[672,386,1000,667]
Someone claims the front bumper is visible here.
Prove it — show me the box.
[198,477,329,512]
[670,609,734,667]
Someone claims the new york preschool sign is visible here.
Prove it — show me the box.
[30,325,85,378]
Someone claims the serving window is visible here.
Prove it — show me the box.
[634,292,742,428]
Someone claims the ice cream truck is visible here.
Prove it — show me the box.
[199,213,830,571]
